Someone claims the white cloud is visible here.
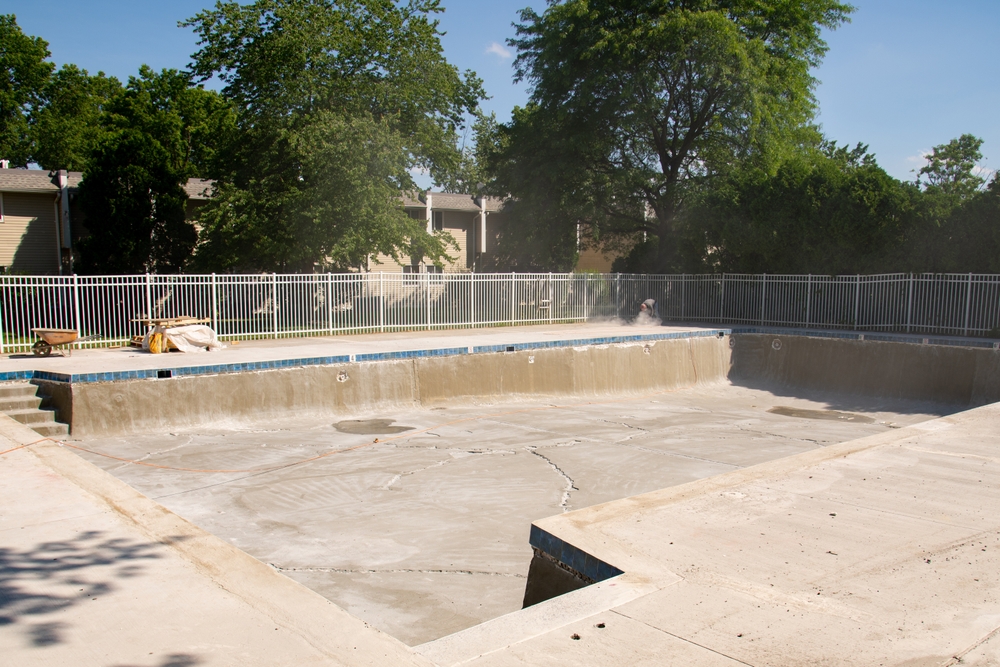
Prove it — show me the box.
[972,164,995,179]
[485,42,512,60]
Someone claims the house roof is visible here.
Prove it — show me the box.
[0,168,82,193]
[183,178,214,200]
[400,191,509,213]
[0,168,214,200]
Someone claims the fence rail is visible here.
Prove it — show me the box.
[2,272,999,354]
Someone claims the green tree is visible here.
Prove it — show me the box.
[684,145,916,274]
[31,65,122,171]
[183,0,484,272]
[916,134,986,200]
[76,129,191,274]
[76,68,235,273]
[488,0,852,272]
[0,15,53,167]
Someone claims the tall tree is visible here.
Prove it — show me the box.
[0,15,53,167]
[76,68,234,273]
[916,134,986,201]
[184,0,484,272]
[683,143,917,274]
[31,65,122,172]
[489,0,853,272]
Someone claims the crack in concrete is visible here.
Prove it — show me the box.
[599,418,650,432]
[735,423,826,446]
[384,458,451,490]
[270,564,526,578]
[612,439,744,469]
[109,437,193,471]
[610,609,756,666]
[527,447,577,512]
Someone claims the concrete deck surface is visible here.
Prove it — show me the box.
[424,402,1000,667]
[71,384,943,646]
[0,416,432,667]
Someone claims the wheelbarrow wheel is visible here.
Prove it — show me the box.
[32,341,52,356]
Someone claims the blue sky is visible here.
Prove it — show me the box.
[9,1,999,183]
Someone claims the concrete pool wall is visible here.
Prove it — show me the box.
[31,331,1000,437]
[34,332,732,437]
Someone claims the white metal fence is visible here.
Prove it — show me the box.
[1,272,999,354]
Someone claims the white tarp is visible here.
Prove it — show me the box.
[142,325,225,353]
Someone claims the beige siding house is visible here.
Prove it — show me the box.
[0,168,214,275]
[0,168,79,275]
[370,191,509,273]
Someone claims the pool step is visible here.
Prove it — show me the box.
[0,383,69,438]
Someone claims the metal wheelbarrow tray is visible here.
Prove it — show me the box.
[31,329,100,356]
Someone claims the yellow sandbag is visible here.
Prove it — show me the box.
[149,332,165,354]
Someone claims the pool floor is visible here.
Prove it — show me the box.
[72,383,947,645]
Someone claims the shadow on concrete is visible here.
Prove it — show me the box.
[110,654,203,667]
[0,529,163,648]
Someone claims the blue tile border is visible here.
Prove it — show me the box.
[529,524,623,583]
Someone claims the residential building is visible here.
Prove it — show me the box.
[370,191,509,273]
[0,167,213,275]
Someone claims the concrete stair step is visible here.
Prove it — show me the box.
[0,383,38,399]
[0,396,42,412]
[0,382,70,436]
[6,409,56,426]
[30,422,69,438]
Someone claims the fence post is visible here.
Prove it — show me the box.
[379,272,385,333]
[907,273,914,333]
[616,273,621,319]
[583,273,589,322]
[760,274,766,325]
[510,272,516,325]
[854,274,861,329]
[326,273,334,334]
[425,272,431,330]
[548,272,553,324]
[470,274,476,328]
[144,273,152,320]
[211,273,219,333]
[0,279,5,355]
[805,274,811,326]
[271,272,278,339]
[682,274,687,321]
[719,273,726,323]
[73,274,82,341]
[964,272,973,336]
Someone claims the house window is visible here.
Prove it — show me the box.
[433,211,443,231]
[425,264,443,283]
[0,192,4,222]
[403,263,419,285]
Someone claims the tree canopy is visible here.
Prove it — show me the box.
[76,68,234,274]
[0,15,53,167]
[487,0,853,271]
[184,0,484,272]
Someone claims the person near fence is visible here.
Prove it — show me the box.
[638,298,658,320]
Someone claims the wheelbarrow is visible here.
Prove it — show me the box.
[31,329,100,356]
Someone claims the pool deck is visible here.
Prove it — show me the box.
[1,322,727,383]
[3,322,1000,666]
[3,321,997,384]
